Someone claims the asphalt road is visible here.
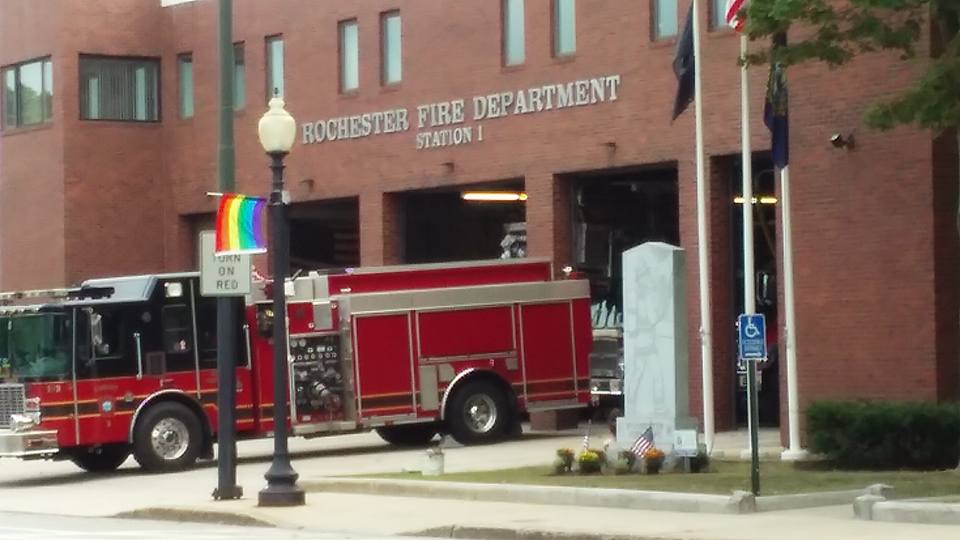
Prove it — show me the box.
[0,512,431,540]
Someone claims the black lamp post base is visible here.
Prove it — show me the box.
[258,485,305,507]
[212,485,244,500]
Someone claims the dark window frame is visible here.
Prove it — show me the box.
[77,54,162,123]
[1,56,54,130]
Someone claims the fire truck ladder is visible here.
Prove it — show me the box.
[0,285,115,306]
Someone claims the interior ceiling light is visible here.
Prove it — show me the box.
[734,196,778,205]
[461,191,528,202]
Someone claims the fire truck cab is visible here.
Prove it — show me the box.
[0,259,592,472]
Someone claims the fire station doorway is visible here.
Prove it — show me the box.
[728,156,780,428]
[401,181,526,264]
[570,166,680,318]
[288,198,359,273]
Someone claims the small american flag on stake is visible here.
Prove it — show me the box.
[630,427,655,458]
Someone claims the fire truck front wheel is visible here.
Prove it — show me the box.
[133,401,203,472]
[446,380,511,445]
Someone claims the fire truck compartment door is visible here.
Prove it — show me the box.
[353,313,416,418]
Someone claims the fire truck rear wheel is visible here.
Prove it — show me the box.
[133,401,203,472]
[69,444,131,473]
[375,424,439,446]
[446,380,510,445]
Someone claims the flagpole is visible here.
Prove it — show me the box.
[739,33,759,461]
[779,163,806,459]
[691,0,715,454]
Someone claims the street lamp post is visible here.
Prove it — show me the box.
[257,95,305,507]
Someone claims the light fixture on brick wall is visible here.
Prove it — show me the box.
[830,133,855,149]
[442,161,455,172]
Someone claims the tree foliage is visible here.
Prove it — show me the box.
[743,0,960,132]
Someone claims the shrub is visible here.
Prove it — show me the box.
[577,450,602,474]
[556,448,574,472]
[807,400,960,470]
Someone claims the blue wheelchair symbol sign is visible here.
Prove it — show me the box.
[738,314,767,361]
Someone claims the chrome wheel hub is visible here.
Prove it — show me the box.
[151,417,189,460]
[463,394,497,434]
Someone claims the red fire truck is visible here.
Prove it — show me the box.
[0,259,592,472]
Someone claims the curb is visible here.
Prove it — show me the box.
[113,507,277,528]
[408,525,672,540]
[304,478,756,514]
[871,501,960,525]
[756,489,865,512]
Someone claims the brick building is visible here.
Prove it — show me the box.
[1,0,957,436]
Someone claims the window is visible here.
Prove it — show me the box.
[79,56,160,122]
[653,0,678,39]
[234,42,245,110]
[711,0,726,29]
[162,304,193,356]
[553,0,576,56]
[381,11,402,85]
[178,53,193,118]
[339,19,359,92]
[503,0,525,66]
[265,35,284,99]
[2,57,53,128]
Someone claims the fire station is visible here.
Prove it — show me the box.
[1,0,957,445]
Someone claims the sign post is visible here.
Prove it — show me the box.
[738,313,766,496]
[200,229,249,501]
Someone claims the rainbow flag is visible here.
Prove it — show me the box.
[214,193,266,254]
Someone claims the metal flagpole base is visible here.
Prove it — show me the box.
[780,448,811,462]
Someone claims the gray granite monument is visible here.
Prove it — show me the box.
[616,242,697,457]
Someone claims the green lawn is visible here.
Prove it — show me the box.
[364,461,960,499]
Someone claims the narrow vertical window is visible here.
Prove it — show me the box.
[653,0,678,39]
[233,42,245,110]
[381,11,402,85]
[2,68,15,127]
[711,0,726,29]
[503,0,525,66]
[553,0,576,56]
[265,35,284,99]
[339,19,359,92]
[42,60,53,120]
[178,53,194,118]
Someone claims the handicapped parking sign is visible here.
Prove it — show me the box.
[738,313,767,361]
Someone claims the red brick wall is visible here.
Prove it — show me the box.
[0,0,66,289]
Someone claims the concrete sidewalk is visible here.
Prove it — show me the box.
[130,492,960,540]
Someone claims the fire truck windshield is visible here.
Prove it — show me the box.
[2,313,71,381]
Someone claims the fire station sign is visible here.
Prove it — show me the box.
[199,231,251,296]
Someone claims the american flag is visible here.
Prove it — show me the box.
[725,0,749,32]
[630,427,655,458]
